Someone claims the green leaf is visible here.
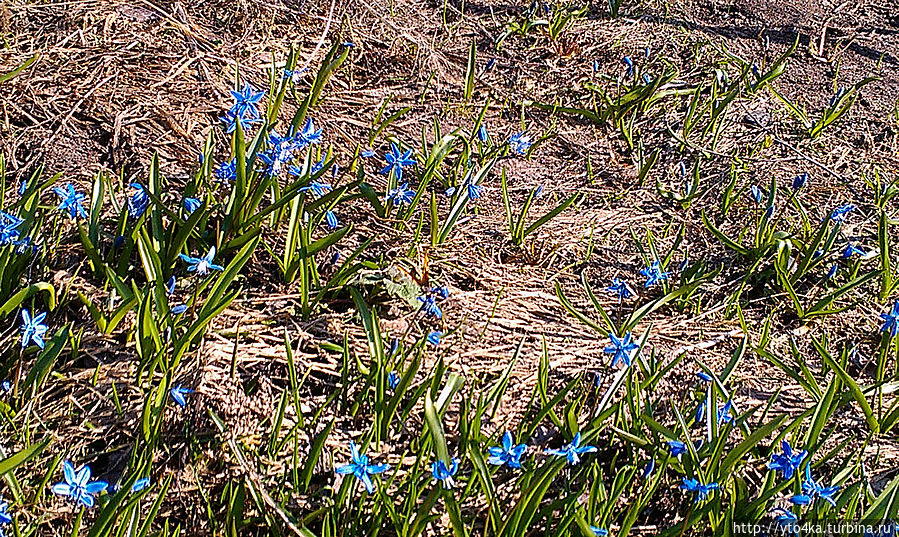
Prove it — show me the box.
[0,282,56,317]
[0,438,50,476]
[0,54,37,84]
[816,339,879,433]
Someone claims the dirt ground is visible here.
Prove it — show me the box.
[1,0,898,532]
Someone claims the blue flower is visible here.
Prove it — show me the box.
[0,211,23,246]
[589,527,609,537]
[170,384,193,408]
[466,182,484,201]
[431,458,459,488]
[427,331,443,346]
[228,83,265,120]
[296,119,323,147]
[417,295,442,319]
[325,210,338,230]
[640,260,669,287]
[622,56,634,77]
[308,155,328,175]
[544,432,597,465]
[283,67,308,82]
[716,400,734,424]
[430,285,449,299]
[171,305,188,315]
[386,183,415,207]
[792,173,808,190]
[220,109,261,134]
[387,371,400,391]
[693,401,706,424]
[826,263,839,280]
[335,441,391,493]
[842,243,865,259]
[666,440,687,456]
[509,132,533,155]
[830,204,855,223]
[487,431,527,468]
[485,58,497,72]
[641,458,655,479]
[771,508,800,536]
[131,477,151,492]
[127,183,149,217]
[0,499,11,526]
[606,278,633,301]
[179,246,225,276]
[299,180,332,199]
[696,371,713,383]
[51,461,108,508]
[829,86,846,108]
[183,197,202,215]
[768,440,807,480]
[880,302,899,336]
[750,185,764,203]
[166,276,176,295]
[215,159,238,183]
[477,125,488,142]
[380,143,416,183]
[697,400,735,426]
[603,332,639,367]
[20,309,49,349]
[53,183,88,220]
[680,477,718,502]
[793,464,839,507]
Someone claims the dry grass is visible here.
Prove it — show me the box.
[1,0,898,533]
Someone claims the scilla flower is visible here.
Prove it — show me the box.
[431,458,459,489]
[52,461,108,508]
[20,309,49,349]
[335,441,390,493]
[179,247,224,276]
[544,432,597,465]
[487,432,527,468]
